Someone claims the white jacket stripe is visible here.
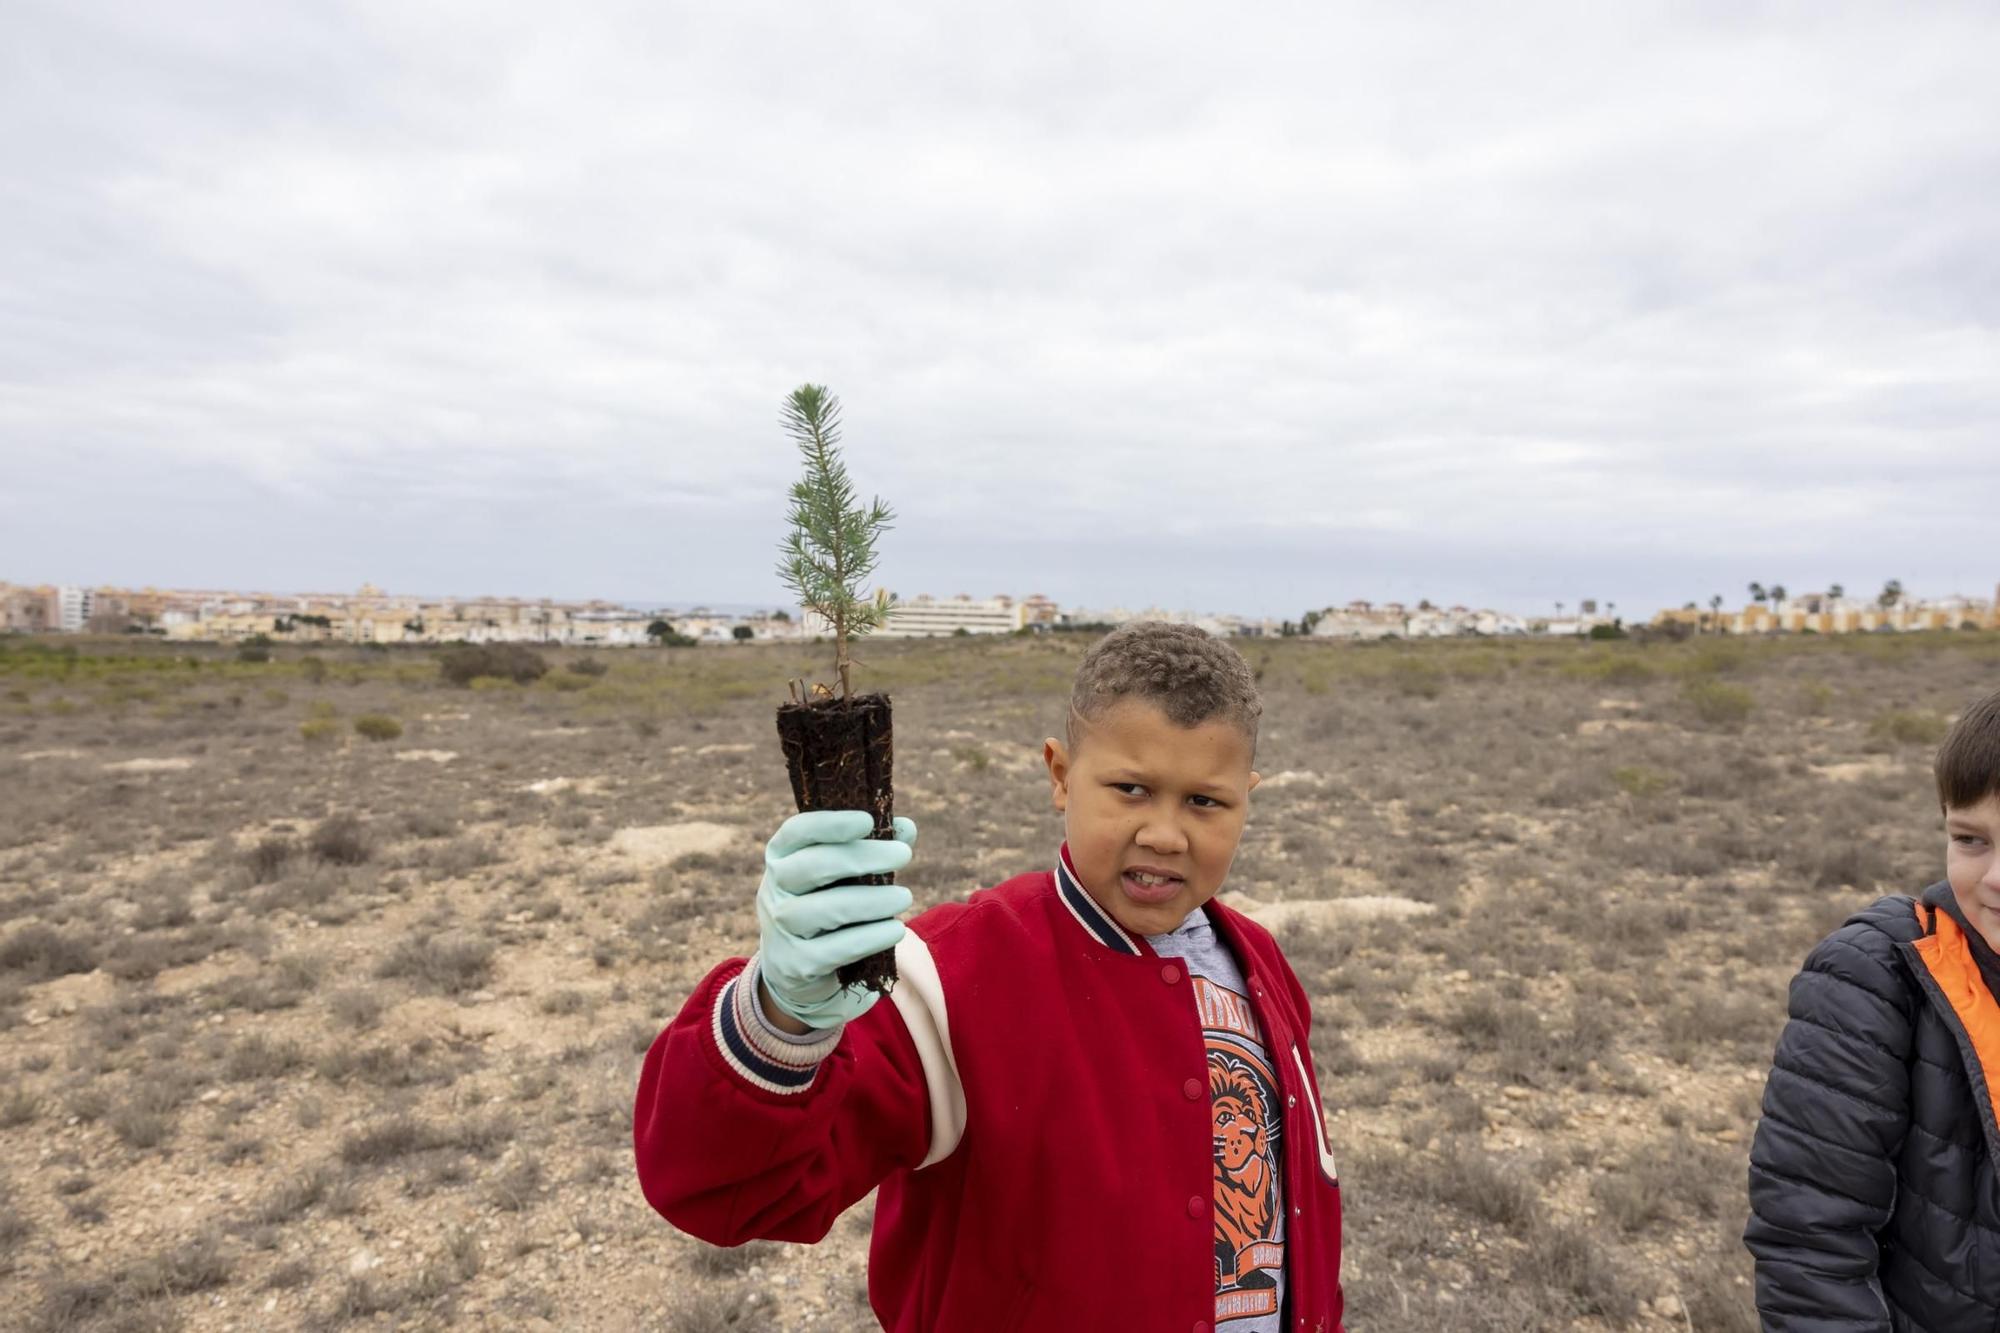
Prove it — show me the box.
[890,932,967,1169]
[1290,1043,1339,1182]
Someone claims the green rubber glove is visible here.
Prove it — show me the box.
[756,809,917,1029]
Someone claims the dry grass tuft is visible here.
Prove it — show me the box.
[375,931,495,994]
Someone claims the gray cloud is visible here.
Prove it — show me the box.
[5,0,1998,616]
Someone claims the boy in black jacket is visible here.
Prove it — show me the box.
[1745,686,2000,1331]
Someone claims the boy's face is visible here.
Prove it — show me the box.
[1042,698,1259,938]
[1946,793,2000,952]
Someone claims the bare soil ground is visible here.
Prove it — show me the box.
[3,628,1996,1331]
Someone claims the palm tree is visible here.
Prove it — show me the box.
[1709,594,1724,635]
[1769,584,1788,624]
[1828,583,1845,602]
[1878,579,1903,609]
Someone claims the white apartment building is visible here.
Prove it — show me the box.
[56,587,93,632]
[798,594,1031,638]
[880,594,1025,637]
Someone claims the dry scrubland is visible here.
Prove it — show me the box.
[3,629,1998,1332]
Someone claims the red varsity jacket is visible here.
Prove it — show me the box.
[634,847,1345,1333]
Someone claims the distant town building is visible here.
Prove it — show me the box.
[882,593,1026,637]
[1310,601,1531,639]
[55,586,93,632]
[1650,588,2000,636]
[0,583,56,633]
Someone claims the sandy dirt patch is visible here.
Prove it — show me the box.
[521,776,610,796]
[19,748,86,761]
[1258,770,1323,788]
[1225,894,1437,928]
[1817,758,1909,782]
[19,968,118,1024]
[1577,718,1659,736]
[394,749,459,763]
[102,757,196,773]
[608,822,742,865]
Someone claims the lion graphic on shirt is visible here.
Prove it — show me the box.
[1211,1056,1276,1258]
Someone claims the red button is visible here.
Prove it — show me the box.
[1182,1077,1203,1101]
[1186,1195,1204,1218]
[1160,963,1181,984]
[1194,1323,1210,1333]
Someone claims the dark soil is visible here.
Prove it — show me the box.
[775,691,897,993]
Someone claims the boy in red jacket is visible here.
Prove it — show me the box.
[635,622,1344,1333]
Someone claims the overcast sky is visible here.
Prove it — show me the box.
[4,1,1997,618]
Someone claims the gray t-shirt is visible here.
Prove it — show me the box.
[1149,907,1289,1333]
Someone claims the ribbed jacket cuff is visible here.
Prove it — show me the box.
[710,956,843,1096]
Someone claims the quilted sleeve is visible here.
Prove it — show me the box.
[1743,919,1917,1332]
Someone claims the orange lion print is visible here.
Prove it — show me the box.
[1211,1055,1277,1268]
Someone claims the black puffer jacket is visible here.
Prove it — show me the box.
[1745,885,2000,1331]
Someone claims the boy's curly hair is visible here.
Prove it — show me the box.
[1068,621,1261,756]
[1936,686,2000,811]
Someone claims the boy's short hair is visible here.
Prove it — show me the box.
[1068,621,1261,755]
[1935,687,2000,810]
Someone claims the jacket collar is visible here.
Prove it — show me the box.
[1909,886,2000,1165]
[1055,843,1145,956]
[1053,845,1269,986]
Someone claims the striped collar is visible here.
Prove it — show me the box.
[1054,843,1145,956]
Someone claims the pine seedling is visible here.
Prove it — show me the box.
[777,384,895,700]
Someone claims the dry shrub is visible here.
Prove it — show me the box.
[1392,662,1446,698]
[210,953,323,1012]
[224,1033,306,1082]
[316,1227,483,1324]
[416,834,501,880]
[107,1076,191,1149]
[307,813,371,866]
[487,1154,544,1211]
[1681,1224,1760,1332]
[1592,1133,1736,1233]
[399,809,457,839]
[1683,678,1754,729]
[1515,1218,1637,1322]
[29,1232,231,1331]
[688,1239,780,1277]
[376,931,495,994]
[0,1192,30,1271]
[0,923,98,982]
[328,987,384,1030]
[1611,764,1671,797]
[353,713,403,742]
[1662,989,1780,1064]
[1,1086,40,1128]
[1869,709,1949,746]
[338,1111,512,1166]
[246,1166,335,1226]
[243,835,296,884]
[439,643,548,687]
[299,717,341,746]
[1811,838,1898,890]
